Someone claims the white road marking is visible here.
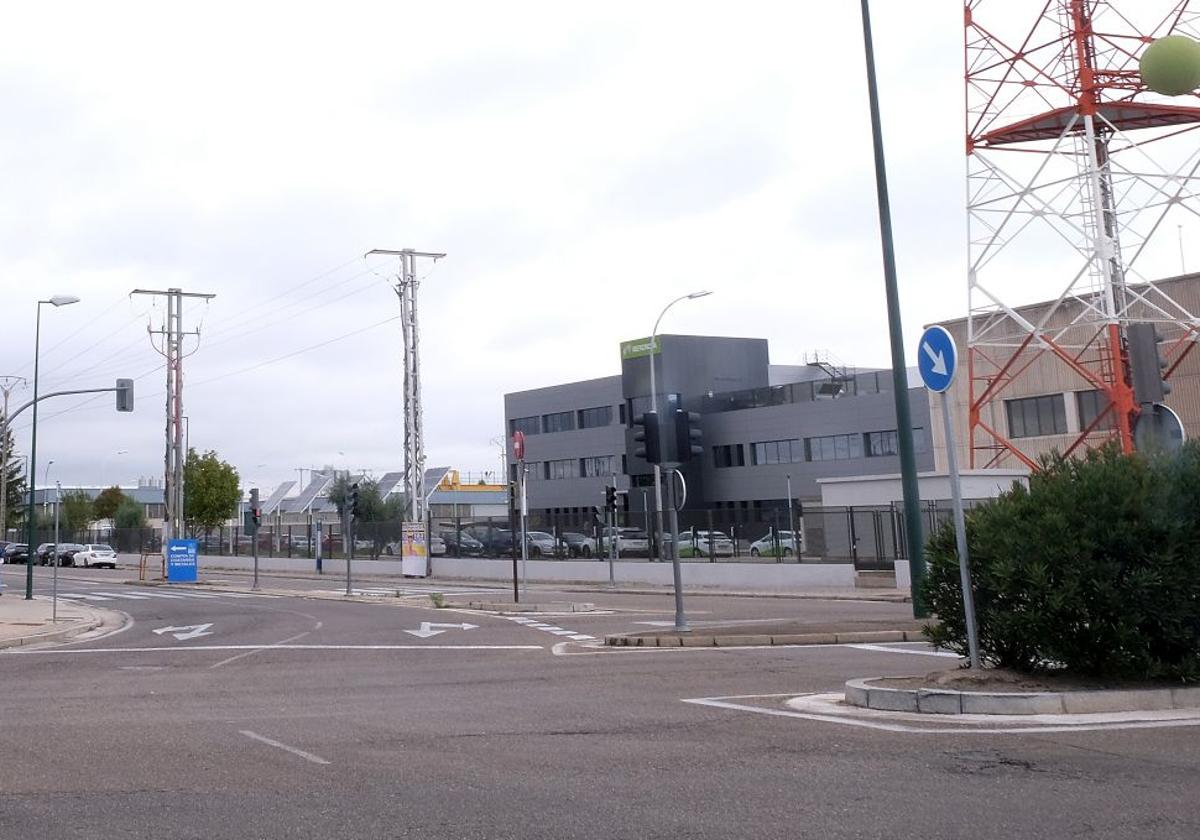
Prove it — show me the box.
[152,623,214,640]
[404,621,478,639]
[846,643,960,658]
[239,730,330,765]
[56,593,114,601]
[210,625,321,669]
[8,644,544,655]
[682,693,1200,735]
[91,591,152,600]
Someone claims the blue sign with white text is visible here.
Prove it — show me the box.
[167,539,199,583]
[917,325,958,394]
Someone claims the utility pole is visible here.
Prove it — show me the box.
[364,249,445,531]
[131,288,215,561]
[0,376,26,542]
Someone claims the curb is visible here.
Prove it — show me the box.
[0,614,103,650]
[844,676,1200,716]
[604,628,922,648]
[447,601,596,613]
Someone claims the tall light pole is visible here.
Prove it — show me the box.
[786,474,796,554]
[860,0,925,615]
[25,294,80,600]
[649,291,711,561]
[42,460,54,524]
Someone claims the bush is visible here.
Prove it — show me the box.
[922,443,1200,683]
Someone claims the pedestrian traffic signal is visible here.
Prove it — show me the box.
[605,485,617,512]
[115,378,134,412]
[1128,323,1172,405]
[674,410,703,463]
[633,411,662,464]
[349,483,361,520]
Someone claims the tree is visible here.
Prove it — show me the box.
[114,496,146,529]
[59,490,96,534]
[1,424,26,531]
[183,448,241,535]
[93,486,126,521]
[327,474,387,521]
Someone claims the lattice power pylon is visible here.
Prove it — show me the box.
[966,1,1200,468]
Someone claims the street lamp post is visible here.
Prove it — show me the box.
[648,290,711,630]
[786,474,796,556]
[25,295,80,600]
[42,460,54,523]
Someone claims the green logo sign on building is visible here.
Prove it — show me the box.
[620,337,660,360]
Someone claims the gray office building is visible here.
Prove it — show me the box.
[503,335,933,530]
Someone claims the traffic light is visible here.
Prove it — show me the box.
[605,485,617,512]
[349,483,361,520]
[248,487,261,532]
[633,411,662,464]
[115,378,134,412]
[1127,323,1171,405]
[673,409,703,463]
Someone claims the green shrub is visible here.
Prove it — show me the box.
[922,443,1200,683]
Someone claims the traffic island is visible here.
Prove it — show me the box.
[0,596,114,649]
[605,618,933,648]
[844,669,1200,715]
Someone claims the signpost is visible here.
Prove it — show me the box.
[917,325,980,669]
[166,538,199,583]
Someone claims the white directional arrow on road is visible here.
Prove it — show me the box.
[923,341,948,376]
[152,623,214,641]
[404,621,478,639]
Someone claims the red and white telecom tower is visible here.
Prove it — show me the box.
[965,1,1200,468]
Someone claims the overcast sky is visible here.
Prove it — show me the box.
[1,2,1193,494]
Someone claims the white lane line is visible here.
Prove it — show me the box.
[846,643,959,658]
[547,629,578,636]
[568,634,595,641]
[239,730,330,765]
[129,591,187,599]
[56,593,114,601]
[91,591,152,600]
[8,644,545,655]
[210,625,322,669]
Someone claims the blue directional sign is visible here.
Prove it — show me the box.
[166,539,199,583]
[917,325,958,393]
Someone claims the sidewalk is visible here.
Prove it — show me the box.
[0,595,111,649]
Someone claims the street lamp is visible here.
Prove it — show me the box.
[25,294,80,599]
[648,290,712,631]
[42,459,54,523]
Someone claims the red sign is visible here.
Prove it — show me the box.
[512,430,526,461]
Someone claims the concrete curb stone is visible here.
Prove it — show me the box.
[603,629,918,648]
[845,676,1200,716]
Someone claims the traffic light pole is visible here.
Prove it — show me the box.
[666,468,688,632]
[250,487,260,591]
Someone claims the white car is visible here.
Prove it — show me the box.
[74,544,118,569]
[677,530,734,558]
[749,530,803,558]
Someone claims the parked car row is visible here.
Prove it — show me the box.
[0,542,117,568]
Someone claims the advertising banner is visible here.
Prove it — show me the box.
[166,539,199,583]
[401,522,428,577]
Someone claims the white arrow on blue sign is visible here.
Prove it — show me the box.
[917,325,958,393]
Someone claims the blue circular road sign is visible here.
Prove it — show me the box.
[917,325,958,393]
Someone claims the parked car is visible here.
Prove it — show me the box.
[526,531,558,558]
[35,543,56,565]
[672,530,734,558]
[3,543,30,564]
[74,544,118,569]
[437,530,485,557]
[57,543,86,566]
[560,531,597,558]
[600,527,649,555]
[748,529,803,558]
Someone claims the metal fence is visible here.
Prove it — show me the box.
[5,500,985,571]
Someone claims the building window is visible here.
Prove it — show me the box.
[578,406,613,429]
[866,430,899,457]
[619,403,627,425]
[542,411,575,433]
[751,439,804,465]
[806,433,863,462]
[510,416,540,436]
[1006,394,1067,439]
[545,458,579,480]
[713,444,745,468]
[1076,390,1115,431]
[580,455,615,478]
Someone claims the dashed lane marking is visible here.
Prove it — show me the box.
[503,615,594,642]
[240,730,330,765]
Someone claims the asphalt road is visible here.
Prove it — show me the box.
[2,565,1198,839]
